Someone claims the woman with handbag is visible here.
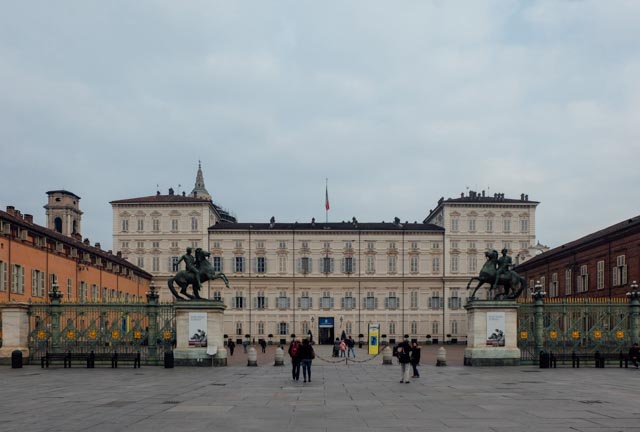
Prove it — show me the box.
[299,338,315,383]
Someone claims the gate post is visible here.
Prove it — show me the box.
[532,281,546,364]
[49,283,64,353]
[146,285,160,365]
[0,303,31,364]
[627,281,640,343]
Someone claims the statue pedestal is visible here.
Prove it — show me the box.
[173,301,227,366]
[463,300,520,366]
[0,304,31,365]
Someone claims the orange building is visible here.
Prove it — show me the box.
[0,204,151,304]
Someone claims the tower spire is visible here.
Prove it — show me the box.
[190,160,211,200]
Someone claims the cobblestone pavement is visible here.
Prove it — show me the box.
[2,345,640,432]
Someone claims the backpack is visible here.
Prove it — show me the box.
[290,342,299,358]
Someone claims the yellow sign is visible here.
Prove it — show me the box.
[111,330,120,339]
[549,331,558,339]
[594,331,602,339]
[368,324,380,355]
[133,331,142,340]
[66,330,75,340]
[88,330,98,339]
[163,331,173,340]
[616,330,625,339]
[520,331,528,339]
[37,330,46,340]
[571,331,580,339]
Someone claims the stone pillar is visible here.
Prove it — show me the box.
[463,300,520,366]
[146,286,160,365]
[628,289,640,343]
[49,285,63,353]
[0,304,31,365]
[533,289,546,361]
[174,300,226,366]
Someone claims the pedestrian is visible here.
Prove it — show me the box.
[347,335,356,358]
[227,338,235,356]
[339,339,347,357]
[410,341,421,378]
[333,338,341,357]
[629,342,640,368]
[396,336,412,383]
[288,337,301,381]
[259,339,267,353]
[242,339,249,353]
[299,338,315,383]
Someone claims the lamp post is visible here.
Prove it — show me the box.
[310,316,315,344]
[626,281,640,343]
[532,280,546,360]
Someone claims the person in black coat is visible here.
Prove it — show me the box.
[396,337,412,383]
[299,338,315,383]
[629,343,640,368]
[410,341,421,378]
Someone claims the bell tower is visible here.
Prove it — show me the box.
[190,160,212,200]
[44,190,83,237]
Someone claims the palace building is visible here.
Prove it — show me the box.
[0,191,151,304]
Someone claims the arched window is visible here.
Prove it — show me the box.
[54,217,62,233]
[72,219,78,234]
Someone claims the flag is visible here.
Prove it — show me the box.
[325,184,330,211]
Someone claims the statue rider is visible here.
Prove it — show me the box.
[178,247,201,291]
[493,248,512,290]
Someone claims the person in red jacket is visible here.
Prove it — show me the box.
[288,337,301,381]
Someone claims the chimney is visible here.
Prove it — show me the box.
[108,250,113,254]
[24,214,33,223]
[117,251,122,258]
[482,190,485,197]
[83,238,90,246]
[6,205,15,215]
[95,242,101,249]
[73,233,82,241]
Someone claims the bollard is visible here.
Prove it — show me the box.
[247,346,258,366]
[214,347,227,367]
[164,350,174,369]
[11,350,23,369]
[274,346,284,366]
[382,346,393,365]
[436,347,447,366]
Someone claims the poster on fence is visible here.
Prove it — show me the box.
[188,312,207,347]
[486,312,505,347]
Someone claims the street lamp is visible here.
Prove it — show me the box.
[532,280,546,300]
[626,281,640,301]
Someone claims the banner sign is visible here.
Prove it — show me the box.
[188,312,207,347]
[318,317,334,328]
[486,312,506,347]
[368,323,380,355]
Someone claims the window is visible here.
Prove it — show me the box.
[299,292,312,310]
[450,320,458,335]
[613,255,627,286]
[345,241,353,250]
[11,264,25,294]
[256,257,266,273]
[364,292,377,310]
[301,241,309,250]
[278,322,288,335]
[451,241,459,249]
[502,241,511,251]
[367,241,375,250]
[577,265,588,293]
[79,281,87,302]
[503,219,511,233]
[236,322,242,335]
[432,321,439,335]
[152,257,160,272]
[388,242,396,251]
[277,292,290,309]
[486,241,493,251]
[388,256,397,273]
[324,241,332,250]
[212,256,223,272]
[191,217,198,231]
[171,241,179,248]
[213,291,222,302]
[468,219,476,232]
[322,257,334,274]
[234,256,245,273]
[597,261,605,290]
[432,257,440,273]
[410,290,418,308]
[468,255,477,273]
[468,241,476,250]
[342,292,356,310]
[278,241,287,249]
[320,292,334,309]
[137,219,144,232]
[520,241,529,250]
[299,257,312,274]
[451,218,459,232]
[550,273,558,297]
[102,287,108,300]
[213,241,221,249]
[256,241,264,249]
[448,290,461,310]
[121,241,129,249]
[431,241,440,249]
[255,292,267,309]
[258,322,265,335]
[389,321,396,335]
[191,241,199,249]
[486,219,493,233]
[171,256,180,272]
[343,257,354,274]
[121,219,129,232]
[565,269,572,295]
[366,255,375,274]
[0,260,6,291]
[429,293,441,310]
[234,292,245,309]
[451,255,459,273]
[410,241,418,250]
[345,321,353,335]
[137,257,144,268]
[520,218,529,233]
[385,292,399,310]
[137,241,144,249]
[31,269,45,297]
[171,219,179,231]
[152,241,160,249]
[410,256,419,273]
[67,278,73,300]
[153,219,160,232]
[278,255,287,273]
[91,284,98,300]
[411,321,418,335]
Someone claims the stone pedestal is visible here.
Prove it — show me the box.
[464,300,520,366]
[0,304,31,365]
[173,300,226,366]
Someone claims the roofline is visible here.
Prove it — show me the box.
[424,199,539,223]
[46,190,81,200]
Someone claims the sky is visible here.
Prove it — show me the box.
[1,1,639,251]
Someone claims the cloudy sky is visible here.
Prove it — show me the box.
[1,1,639,251]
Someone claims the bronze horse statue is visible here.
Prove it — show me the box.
[466,249,525,300]
[168,249,229,300]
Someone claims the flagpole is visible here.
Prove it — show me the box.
[325,178,329,224]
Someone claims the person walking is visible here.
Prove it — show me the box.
[339,339,347,357]
[410,341,421,378]
[259,339,267,353]
[299,338,315,383]
[288,337,302,381]
[333,338,341,357]
[396,336,412,383]
[227,338,235,356]
[629,342,640,368]
[347,335,356,358]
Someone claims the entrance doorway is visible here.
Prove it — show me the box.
[318,317,335,344]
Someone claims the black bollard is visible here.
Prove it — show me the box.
[11,350,23,368]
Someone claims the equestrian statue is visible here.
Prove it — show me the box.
[168,247,230,300]
[466,248,525,300]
